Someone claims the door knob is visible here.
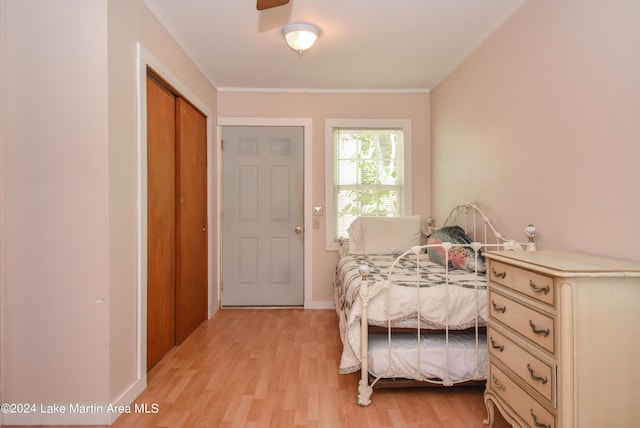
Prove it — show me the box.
[295,226,302,234]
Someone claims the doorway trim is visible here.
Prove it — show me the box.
[135,43,215,384]
[217,117,314,308]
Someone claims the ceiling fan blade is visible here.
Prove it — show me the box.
[257,2,292,32]
[257,0,290,11]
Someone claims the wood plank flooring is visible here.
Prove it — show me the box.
[8,309,511,427]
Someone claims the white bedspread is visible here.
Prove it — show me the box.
[334,253,487,374]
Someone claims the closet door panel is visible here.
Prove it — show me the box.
[146,74,177,369]
[175,98,208,344]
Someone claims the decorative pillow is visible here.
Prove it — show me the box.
[347,215,422,254]
[426,225,486,273]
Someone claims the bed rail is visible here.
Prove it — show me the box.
[437,202,538,251]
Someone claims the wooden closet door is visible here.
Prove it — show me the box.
[175,98,208,343]
[146,74,177,369]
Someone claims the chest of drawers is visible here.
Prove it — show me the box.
[483,251,640,428]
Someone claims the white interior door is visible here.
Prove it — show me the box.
[221,126,304,306]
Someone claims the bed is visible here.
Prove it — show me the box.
[333,202,537,406]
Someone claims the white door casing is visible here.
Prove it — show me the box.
[221,125,304,306]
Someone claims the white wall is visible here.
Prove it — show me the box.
[0,0,218,424]
[1,0,110,423]
[431,0,640,262]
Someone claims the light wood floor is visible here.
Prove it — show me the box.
[10,309,511,428]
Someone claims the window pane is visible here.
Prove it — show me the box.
[336,188,358,217]
[357,160,397,185]
[336,138,358,159]
[359,160,379,184]
[334,186,400,239]
[357,188,399,216]
[335,188,357,240]
[336,159,358,185]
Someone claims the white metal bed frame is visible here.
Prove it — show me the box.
[354,202,537,406]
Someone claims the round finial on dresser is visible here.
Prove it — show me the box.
[525,224,538,242]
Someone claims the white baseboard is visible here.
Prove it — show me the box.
[1,377,147,426]
[107,376,147,424]
[304,300,335,310]
[209,300,221,318]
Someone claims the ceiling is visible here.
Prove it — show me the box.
[143,0,527,91]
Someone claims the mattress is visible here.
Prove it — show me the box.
[335,253,487,374]
[368,332,487,382]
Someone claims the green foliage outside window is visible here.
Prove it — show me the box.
[334,128,403,240]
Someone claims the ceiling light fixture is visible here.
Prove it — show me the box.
[282,22,321,56]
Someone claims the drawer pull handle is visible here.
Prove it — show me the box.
[492,374,506,391]
[491,300,506,313]
[530,280,550,294]
[530,409,551,428]
[527,364,548,384]
[491,267,507,279]
[529,320,550,337]
[490,337,504,352]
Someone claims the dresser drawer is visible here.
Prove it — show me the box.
[489,290,555,354]
[489,260,555,306]
[488,326,555,405]
[489,363,556,428]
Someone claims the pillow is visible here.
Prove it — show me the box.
[347,215,422,254]
[426,225,486,273]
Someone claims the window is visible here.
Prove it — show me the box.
[325,119,412,249]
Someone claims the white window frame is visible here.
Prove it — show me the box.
[325,119,413,251]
